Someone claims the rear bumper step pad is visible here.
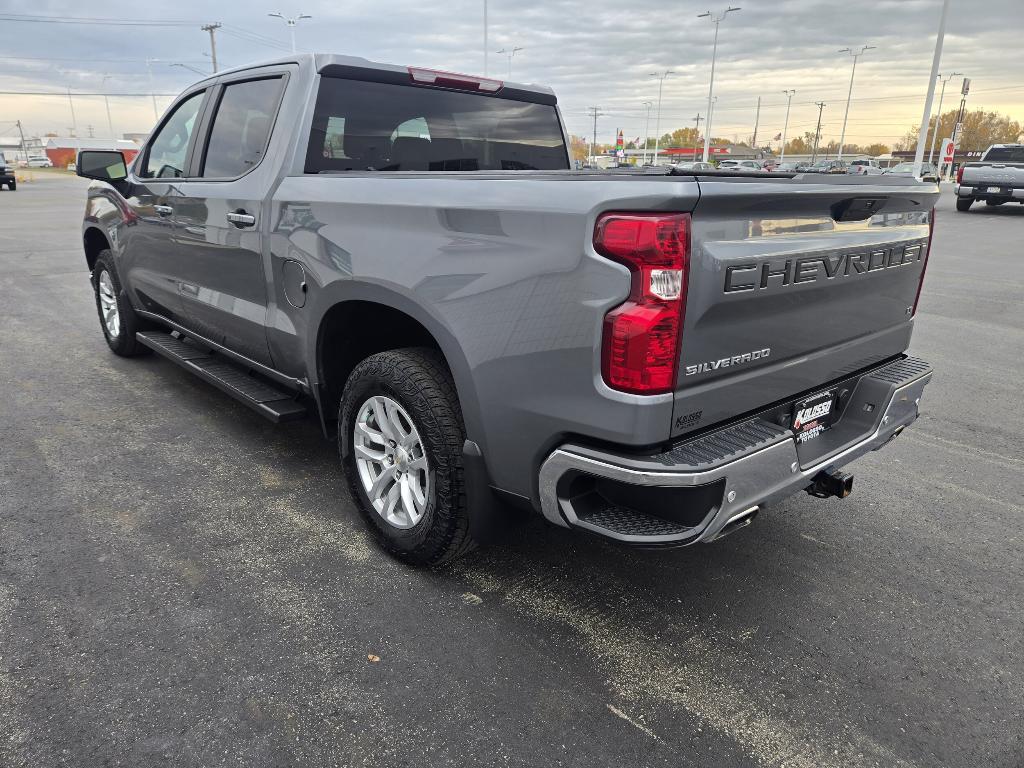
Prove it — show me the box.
[136,331,307,423]
[539,355,932,545]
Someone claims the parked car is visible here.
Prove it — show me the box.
[75,53,938,565]
[848,159,883,175]
[883,162,939,183]
[0,152,15,190]
[808,160,849,174]
[672,161,715,172]
[26,156,53,168]
[717,159,761,171]
[773,162,800,173]
[955,144,1024,211]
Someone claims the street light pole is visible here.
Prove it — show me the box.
[587,106,605,166]
[641,101,653,164]
[496,47,523,78]
[780,89,795,161]
[483,0,488,76]
[913,0,951,178]
[811,101,826,162]
[268,12,312,53]
[650,70,672,166]
[698,6,741,162]
[927,71,962,165]
[170,62,209,77]
[837,45,875,160]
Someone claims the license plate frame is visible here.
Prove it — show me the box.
[792,388,839,444]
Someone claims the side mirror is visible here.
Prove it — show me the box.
[76,150,128,182]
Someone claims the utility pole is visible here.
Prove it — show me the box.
[587,107,605,166]
[692,113,704,160]
[927,71,962,165]
[145,59,160,121]
[641,101,653,164]
[202,23,222,72]
[66,85,77,137]
[483,0,488,76]
[15,120,28,162]
[811,101,826,162]
[650,70,672,166]
[837,45,875,159]
[751,96,761,149]
[496,47,523,78]
[101,74,115,138]
[913,0,950,178]
[780,89,795,161]
[698,6,741,162]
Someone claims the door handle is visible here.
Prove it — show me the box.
[226,211,256,228]
[154,204,173,217]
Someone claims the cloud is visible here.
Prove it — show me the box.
[1,0,1021,145]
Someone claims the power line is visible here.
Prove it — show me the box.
[0,13,197,26]
[0,55,208,64]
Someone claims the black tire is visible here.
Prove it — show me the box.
[338,347,475,565]
[7,181,15,191]
[92,251,151,357]
[956,198,973,212]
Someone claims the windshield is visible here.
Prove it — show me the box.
[984,146,1024,163]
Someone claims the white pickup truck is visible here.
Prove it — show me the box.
[956,144,1024,211]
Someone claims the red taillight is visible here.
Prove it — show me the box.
[408,67,503,93]
[595,212,690,394]
[912,208,935,316]
[956,165,964,184]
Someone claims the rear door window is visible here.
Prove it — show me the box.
[201,77,284,178]
[305,78,568,173]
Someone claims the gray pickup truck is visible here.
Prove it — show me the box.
[76,53,936,564]
[956,143,1024,211]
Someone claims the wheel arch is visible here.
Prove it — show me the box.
[83,226,111,273]
[310,288,485,452]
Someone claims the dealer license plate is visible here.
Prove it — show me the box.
[792,389,838,444]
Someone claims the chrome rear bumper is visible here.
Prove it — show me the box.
[539,357,932,545]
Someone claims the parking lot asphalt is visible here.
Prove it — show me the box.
[1,172,1022,768]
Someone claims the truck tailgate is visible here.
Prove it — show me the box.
[671,175,937,438]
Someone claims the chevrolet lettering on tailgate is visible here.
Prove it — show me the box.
[723,243,925,293]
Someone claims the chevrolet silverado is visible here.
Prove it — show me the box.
[76,54,937,564]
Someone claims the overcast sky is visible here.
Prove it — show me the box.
[1,0,1022,148]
